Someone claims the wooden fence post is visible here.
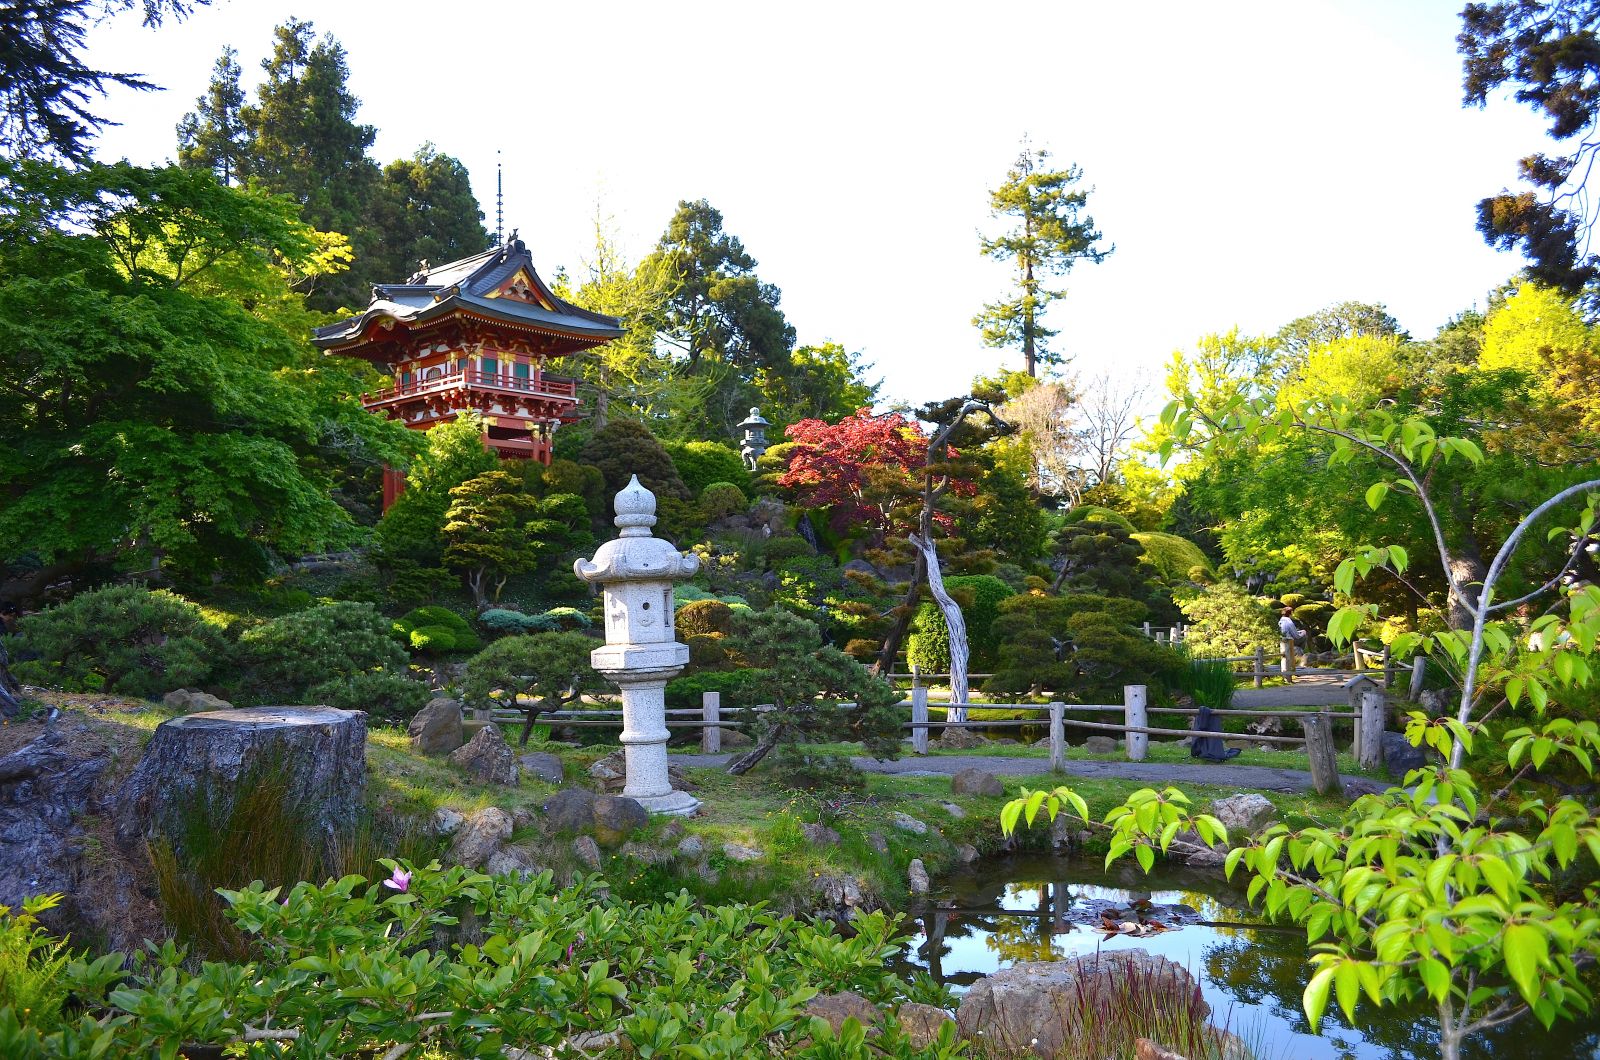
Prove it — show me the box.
[1049,703,1065,773]
[1143,621,1152,638]
[701,691,721,754]
[1303,712,1340,795]
[1124,685,1148,762]
[1359,688,1385,770]
[911,663,921,691]
[1280,638,1294,682]
[1169,625,1181,645]
[1381,644,1394,689]
[1253,645,1265,689]
[1408,655,1427,702]
[911,686,929,755]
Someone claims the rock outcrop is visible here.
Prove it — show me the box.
[408,697,464,755]
[448,723,520,785]
[1207,793,1277,836]
[161,689,233,713]
[951,768,1004,797]
[448,807,513,869]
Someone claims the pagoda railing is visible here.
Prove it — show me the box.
[364,369,578,405]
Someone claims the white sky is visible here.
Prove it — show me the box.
[83,0,1547,413]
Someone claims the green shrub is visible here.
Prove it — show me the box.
[699,481,749,520]
[0,895,75,1031]
[664,439,753,495]
[1061,504,1137,532]
[308,670,431,722]
[984,592,1179,702]
[664,669,760,709]
[1179,657,1237,711]
[677,599,735,638]
[478,609,557,635]
[903,575,1014,672]
[843,637,880,661]
[0,867,932,1058]
[686,634,728,669]
[462,634,606,741]
[541,607,592,631]
[764,746,866,792]
[9,584,226,697]
[392,606,480,654]
[581,420,690,510]
[235,603,410,705]
[763,535,814,566]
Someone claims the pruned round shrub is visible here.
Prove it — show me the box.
[478,609,557,635]
[10,584,227,698]
[1131,531,1213,584]
[235,602,410,705]
[392,606,479,654]
[763,536,814,566]
[309,670,431,722]
[664,439,753,495]
[699,481,749,520]
[904,575,1014,672]
[664,669,758,709]
[686,634,727,669]
[677,599,735,638]
[843,638,880,661]
[541,606,592,631]
[1060,504,1137,532]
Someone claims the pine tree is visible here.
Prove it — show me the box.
[975,141,1111,376]
[176,46,247,185]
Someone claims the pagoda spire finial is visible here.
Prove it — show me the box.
[495,150,504,245]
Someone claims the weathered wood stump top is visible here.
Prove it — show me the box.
[163,705,354,731]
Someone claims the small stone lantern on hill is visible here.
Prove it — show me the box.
[574,476,701,815]
[737,406,770,471]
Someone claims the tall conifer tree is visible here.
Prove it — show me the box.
[176,46,247,185]
[975,141,1111,376]
[365,144,492,282]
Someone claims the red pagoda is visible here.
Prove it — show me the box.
[313,232,622,507]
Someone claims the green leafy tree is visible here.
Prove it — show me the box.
[1275,300,1406,363]
[234,602,410,705]
[463,632,608,745]
[722,609,901,775]
[364,143,491,286]
[905,574,1015,672]
[1175,582,1280,659]
[372,415,500,594]
[0,161,410,592]
[756,342,881,435]
[974,141,1111,376]
[176,46,247,185]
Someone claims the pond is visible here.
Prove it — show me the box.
[895,854,1600,1060]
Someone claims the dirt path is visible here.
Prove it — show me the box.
[672,751,1371,794]
[1231,673,1350,709]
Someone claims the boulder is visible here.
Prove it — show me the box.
[951,768,1004,797]
[573,835,603,870]
[659,819,685,842]
[1381,731,1427,778]
[1082,735,1119,754]
[408,697,464,755]
[897,1003,956,1050]
[841,559,882,581]
[940,801,967,819]
[891,811,928,835]
[937,726,987,750]
[448,723,520,786]
[908,858,930,895]
[813,873,865,909]
[867,832,889,854]
[801,822,841,846]
[115,706,366,859]
[448,807,513,869]
[542,788,597,833]
[588,748,695,793]
[804,991,883,1034]
[719,728,752,748]
[432,807,464,836]
[722,841,764,862]
[519,751,564,784]
[957,951,1209,1058]
[485,847,538,879]
[676,835,705,858]
[955,844,980,864]
[592,795,649,845]
[1207,793,1277,836]
[620,840,671,865]
[161,688,233,713]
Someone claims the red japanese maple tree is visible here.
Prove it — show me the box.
[778,409,930,535]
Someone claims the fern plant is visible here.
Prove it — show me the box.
[0,894,76,1029]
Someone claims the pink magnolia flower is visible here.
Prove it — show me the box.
[383,867,412,893]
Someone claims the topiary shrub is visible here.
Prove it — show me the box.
[763,536,815,567]
[664,440,753,496]
[843,637,880,661]
[664,668,760,709]
[580,420,690,511]
[699,481,749,521]
[235,603,410,705]
[903,575,1014,672]
[540,607,592,631]
[686,634,728,670]
[8,584,227,698]
[463,632,608,744]
[677,599,735,638]
[308,670,431,723]
[392,606,480,654]
[1060,505,1137,532]
[1177,582,1280,660]
[1132,531,1213,584]
[478,609,557,635]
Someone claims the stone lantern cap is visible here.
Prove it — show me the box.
[573,476,700,586]
[737,406,770,431]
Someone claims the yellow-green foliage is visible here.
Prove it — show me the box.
[1131,531,1212,583]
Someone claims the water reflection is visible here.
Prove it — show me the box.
[896,855,1600,1060]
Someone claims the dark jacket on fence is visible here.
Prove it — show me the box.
[1190,705,1240,761]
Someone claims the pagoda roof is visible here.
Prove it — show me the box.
[313,232,622,350]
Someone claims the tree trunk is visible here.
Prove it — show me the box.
[1447,550,1486,631]
[0,640,21,719]
[593,388,610,430]
[912,532,970,724]
[114,706,367,860]
[873,548,927,677]
[726,722,786,775]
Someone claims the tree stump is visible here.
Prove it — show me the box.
[115,707,367,858]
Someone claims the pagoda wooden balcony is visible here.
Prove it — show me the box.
[362,369,578,408]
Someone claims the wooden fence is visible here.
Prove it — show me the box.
[492,680,1379,796]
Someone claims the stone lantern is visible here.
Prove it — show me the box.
[737,406,771,471]
[573,475,701,814]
